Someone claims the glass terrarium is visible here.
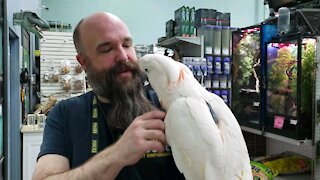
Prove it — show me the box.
[232,24,278,129]
[265,37,316,140]
[231,26,262,129]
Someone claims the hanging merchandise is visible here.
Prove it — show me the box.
[51,69,60,82]
[61,60,71,74]
[74,76,85,90]
[74,64,83,74]
[40,31,87,103]
[43,72,50,82]
[62,75,72,91]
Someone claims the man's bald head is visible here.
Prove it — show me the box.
[73,12,129,55]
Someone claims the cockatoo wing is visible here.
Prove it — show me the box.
[203,92,253,179]
[165,96,225,180]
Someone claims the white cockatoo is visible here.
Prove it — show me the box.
[139,54,253,180]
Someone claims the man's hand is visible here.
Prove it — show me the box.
[113,110,167,166]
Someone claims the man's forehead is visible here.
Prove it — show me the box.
[81,14,129,35]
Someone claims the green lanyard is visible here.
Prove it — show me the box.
[91,95,99,154]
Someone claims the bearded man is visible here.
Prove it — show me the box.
[33,12,184,180]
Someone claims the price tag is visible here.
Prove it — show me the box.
[205,47,212,54]
[273,115,285,129]
[290,119,298,125]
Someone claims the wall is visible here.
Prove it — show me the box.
[41,0,266,44]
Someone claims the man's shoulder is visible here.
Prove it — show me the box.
[64,91,93,104]
[54,91,93,110]
[47,91,93,123]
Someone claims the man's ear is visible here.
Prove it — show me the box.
[76,54,88,70]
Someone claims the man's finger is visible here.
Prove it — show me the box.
[139,110,166,120]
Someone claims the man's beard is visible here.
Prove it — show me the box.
[86,60,155,131]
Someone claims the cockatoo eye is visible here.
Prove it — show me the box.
[144,68,148,73]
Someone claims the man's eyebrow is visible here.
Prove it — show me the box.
[124,37,133,44]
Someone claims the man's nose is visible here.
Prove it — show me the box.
[115,46,128,63]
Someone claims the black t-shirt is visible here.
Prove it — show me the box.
[38,91,185,180]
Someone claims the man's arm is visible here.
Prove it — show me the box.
[33,110,167,180]
[33,143,124,180]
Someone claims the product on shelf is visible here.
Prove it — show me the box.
[213,26,222,56]
[221,26,231,56]
[256,151,312,177]
[251,161,274,180]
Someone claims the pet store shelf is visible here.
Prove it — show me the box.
[157,36,201,48]
[241,126,263,135]
[241,126,312,146]
[264,132,312,146]
[157,36,204,58]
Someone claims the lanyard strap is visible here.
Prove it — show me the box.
[91,95,99,154]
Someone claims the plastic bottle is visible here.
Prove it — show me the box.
[212,26,222,56]
[221,26,230,56]
[214,57,222,74]
[277,7,290,34]
[222,57,230,74]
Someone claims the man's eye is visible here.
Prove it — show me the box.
[123,43,132,48]
[100,48,111,53]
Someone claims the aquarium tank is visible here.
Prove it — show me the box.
[265,38,316,139]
